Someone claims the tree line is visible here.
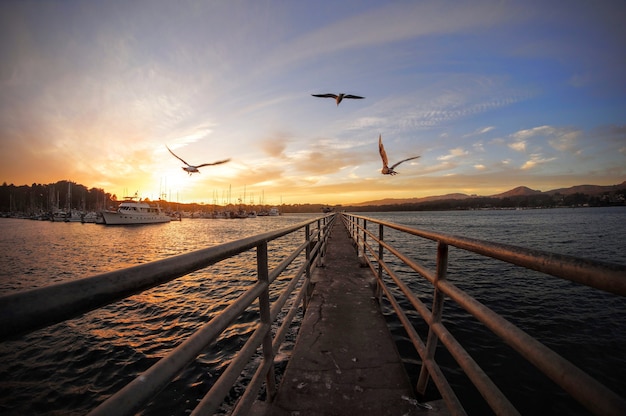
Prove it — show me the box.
[2,181,624,215]
[0,181,113,213]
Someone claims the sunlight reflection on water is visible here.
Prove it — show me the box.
[0,214,317,415]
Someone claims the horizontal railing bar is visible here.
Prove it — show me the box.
[267,219,327,284]
[269,227,325,285]
[225,218,334,415]
[359,235,467,415]
[270,274,309,354]
[268,239,308,283]
[343,213,626,416]
[233,354,274,416]
[376,274,467,416]
[371,248,517,415]
[430,320,520,416]
[160,216,332,416]
[348,214,626,296]
[185,216,332,415]
[438,279,626,416]
[89,280,267,416]
[233,274,311,416]
[377,238,436,283]
[0,215,331,340]
[270,267,306,322]
[192,322,272,416]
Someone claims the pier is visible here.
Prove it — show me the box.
[251,218,444,415]
[1,213,625,415]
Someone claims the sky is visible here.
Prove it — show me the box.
[1,1,625,206]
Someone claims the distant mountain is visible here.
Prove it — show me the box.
[489,186,542,198]
[545,182,626,196]
[353,193,471,206]
[351,181,626,206]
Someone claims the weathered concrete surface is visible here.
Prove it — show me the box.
[254,218,433,415]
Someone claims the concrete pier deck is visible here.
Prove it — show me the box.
[253,219,443,415]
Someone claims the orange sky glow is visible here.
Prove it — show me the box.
[1,1,625,205]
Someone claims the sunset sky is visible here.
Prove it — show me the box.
[1,1,625,205]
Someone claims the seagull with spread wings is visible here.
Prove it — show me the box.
[166,145,230,175]
[311,93,364,106]
[378,135,420,175]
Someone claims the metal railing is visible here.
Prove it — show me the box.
[0,214,335,415]
[341,213,626,416]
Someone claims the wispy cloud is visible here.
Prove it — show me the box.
[265,1,530,72]
[520,154,557,170]
[438,147,469,161]
[509,125,583,156]
[509,141,527,152]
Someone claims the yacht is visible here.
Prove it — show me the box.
[100,197,171,225]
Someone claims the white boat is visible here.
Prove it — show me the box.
[268,207,280,216]
[51,209,69,222]
[100,197,171,225]
[80,211,99,223]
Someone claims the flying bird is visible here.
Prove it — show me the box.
[378,135,420,175]
[311,93,364,106]
[166,145,230,175]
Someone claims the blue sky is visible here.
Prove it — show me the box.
[1,0,625,205]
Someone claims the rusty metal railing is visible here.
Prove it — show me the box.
[0,214,335,415]
[341,213,626,416]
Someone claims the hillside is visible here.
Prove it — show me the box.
[489,186,542,198]
[352,181,626,206]
[354,193,471,207]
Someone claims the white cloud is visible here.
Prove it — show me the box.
[548,129,582,152]
[509,125,582,155]
[473,142,485,152]
[509,141,527,152]
[438,147,469,161]
[512,125,555,140]
[520,154,556,170]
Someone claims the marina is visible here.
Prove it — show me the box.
[0,208,625,415]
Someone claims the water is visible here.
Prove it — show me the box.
[364,207,626,415]
[1,208,625,415]
[0,214,318,415]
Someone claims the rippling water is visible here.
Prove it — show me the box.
[0,214,318,415]
[0,208,625,415]
[365,207,626,415]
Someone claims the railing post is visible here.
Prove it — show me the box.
[358,219,367,265]
[316,219,323,266]
[304,224,312,311]
[376,223,384,301]
[321,217,327,264]
[256,242,277,399]
[416,241,449,395]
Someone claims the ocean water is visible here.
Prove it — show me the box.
[0,207,624,415]
[364,207,626,415]
[0,214,318,415]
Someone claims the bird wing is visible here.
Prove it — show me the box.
[166,145,191,166]
[378,135,389,167]
[195,159,231,168]
[390,156,421,170]
[344,94,364,99]
[312,93,338,98]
